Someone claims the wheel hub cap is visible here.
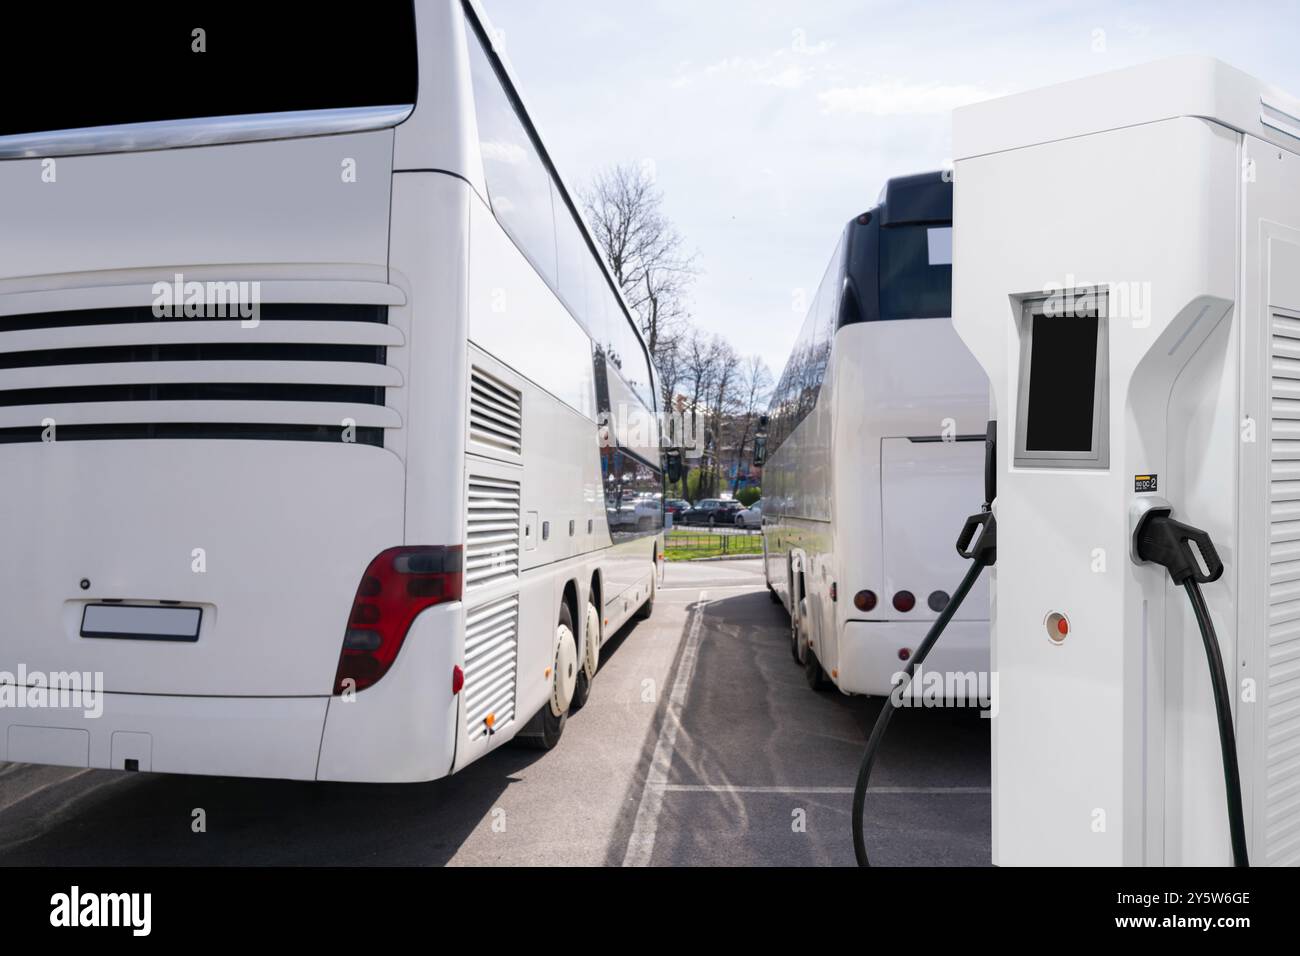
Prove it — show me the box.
[551,623,578,716]
[583,604,601,680]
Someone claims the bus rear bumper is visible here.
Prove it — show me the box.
[837,619,990,698]
[1,605,462,783]
[0,692,329,780]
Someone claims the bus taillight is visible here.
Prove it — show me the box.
[853,590,877,612]
[333,546,463,695]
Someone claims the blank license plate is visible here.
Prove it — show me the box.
[80,605,202,642]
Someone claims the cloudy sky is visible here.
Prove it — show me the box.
[481,0,1300,376]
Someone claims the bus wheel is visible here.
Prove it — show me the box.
[790,581,808,664]
[805,643,833,692]
[571,596,601,711]
[520,603,577,749]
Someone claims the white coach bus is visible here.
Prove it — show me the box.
[760,172,989,695]
[0,2,664,781]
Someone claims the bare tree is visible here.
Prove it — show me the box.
[654,333,684,433]
[581,163,696,360]
[703,339,740,499]
[682,331,718,451]
[729,355,773,494]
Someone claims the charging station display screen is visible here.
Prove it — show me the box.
[1024,314,1099,452]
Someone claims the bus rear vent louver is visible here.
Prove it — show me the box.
[463,594,520,741]
[465,474,521,588]
[468,366,523,455]
[0,303,400,445]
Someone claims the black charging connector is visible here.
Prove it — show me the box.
[1134,507,1223,584]
[1133,508,1247,868]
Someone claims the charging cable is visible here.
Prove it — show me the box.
[851,502,996,866]
[1134,508,1249,867]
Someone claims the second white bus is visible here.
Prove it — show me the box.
[761,171,990,695]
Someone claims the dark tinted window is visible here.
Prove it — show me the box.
[767,231,845,453]
[0,5,418,136]
[602,449,663,540]
[602,315,655,410]
[570,216,656,411]
[878,224,952,321]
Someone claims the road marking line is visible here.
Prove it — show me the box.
[621,588,709,867]
[651,784,990,795]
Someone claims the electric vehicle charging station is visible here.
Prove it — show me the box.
[948,56,1300,866]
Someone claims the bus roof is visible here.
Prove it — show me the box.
[874,170,953,227]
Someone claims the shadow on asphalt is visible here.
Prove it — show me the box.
[607,590,991,866]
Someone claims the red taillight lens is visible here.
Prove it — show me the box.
[853,589,877,612]
[452,665,465,695]
[892,590,916,613]
[333,546,463,695]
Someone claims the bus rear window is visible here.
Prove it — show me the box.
[878,224,953,321]
[0,5,418,137]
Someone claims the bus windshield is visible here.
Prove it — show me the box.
[878,223,953,321]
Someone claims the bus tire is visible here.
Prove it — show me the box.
[769,585,781,604]
[790,597,803,663]
[790,573,808,665]
[571,595,601,711]
[518,602,577,749]
[805,645,833,692]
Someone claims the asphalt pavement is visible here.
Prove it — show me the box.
[0,559,989,866]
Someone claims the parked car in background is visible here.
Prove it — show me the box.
[665,498,691,521]
[629,493,663,531]
[681,498,743,526]
[735,499,763,528]
[609,492,662,532]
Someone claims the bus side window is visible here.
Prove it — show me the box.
[465,26,558,289]
[603,448,663,539]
